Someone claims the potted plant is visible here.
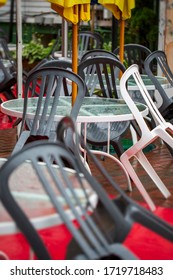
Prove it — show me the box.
[12,37,56,71]
[22,37,55,71]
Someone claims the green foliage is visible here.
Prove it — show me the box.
[103,41,112,51]
[12,37,55,64]
[22,38,55,64]
[126,6,158,50]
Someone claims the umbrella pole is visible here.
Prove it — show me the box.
[119,18,125,78]
[91,5,95,33]
[72,23,78,106]
[119,18,125,63]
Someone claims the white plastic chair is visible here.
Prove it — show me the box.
[120,64,173,211]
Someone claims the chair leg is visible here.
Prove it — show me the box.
[136,151,171,198]
[12,131,30,155]
[100,146,107,161]
[91,149,132,192]
[156,126,173,156]
[164,142,173,156]
[100,138,124,161]
[112,139,125,158]
[120,152,156,211]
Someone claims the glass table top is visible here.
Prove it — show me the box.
[89,73,169,91]
[1,96,148,121]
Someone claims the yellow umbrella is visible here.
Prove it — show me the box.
[98,0,135,63]
[0,0,7,7]
[48,1,90,104]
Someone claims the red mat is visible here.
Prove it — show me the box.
[0,91,17,129]
[0,206,173,260]
[124,206,173,260]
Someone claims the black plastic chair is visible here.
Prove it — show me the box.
[0,59,16,101]
[144,50,173,156]
[1,116,173,260]
[0,28,8,41]
[80,48,120,62]
[0,140,137,260]
[27,58,73,96]
[51,31,103,61]
[77,31,103,59]
[15,59,73,137]
[0,38,15,64]
[114,44,155,135]
[78,56,130,158]
[114,43,151,74]
[12,67,85,154]
[144,50,173,121]
[0,38,17,99]
[37,59,72,71]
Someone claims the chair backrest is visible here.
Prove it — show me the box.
[78,56,126,98]
[80,49,120,62]
[77,31,103,59]
[0,59,16,94]
[0,139,137,260]
[27,59,73,96]
[144,50,173,119]
[120,64,168,135]
[0,38,16,72]
[51,31,103,61]
[20,67,85,140]
[0,38,12,60]
[0,28,8,41]
[114,44,151,73]
[0,38,16,92]
[37,59,72,71]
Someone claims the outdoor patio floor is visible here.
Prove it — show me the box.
[0,138,173,209]
[0,138,173,260]
[88,140,173,209]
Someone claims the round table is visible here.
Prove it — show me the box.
[0,96,148,194]
[0,96,148,123]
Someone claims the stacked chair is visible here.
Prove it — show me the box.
[114,43,156,109]
[119,64,173,211]
[114,43,151,74]
[0,38,16,99]
[78,56,130,158]
[51,31,103,61]
[144,50,173,156]
[144,50,173,123]
[80,49,119,62]
[0,116,173,259]
[11,67,85,154]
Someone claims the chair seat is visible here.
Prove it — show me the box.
[78,56,130,158]
[82,121,130,144]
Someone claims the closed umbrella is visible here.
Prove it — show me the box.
[98,0,135,62]
[0,0,6,6]
[48,1,90,104]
